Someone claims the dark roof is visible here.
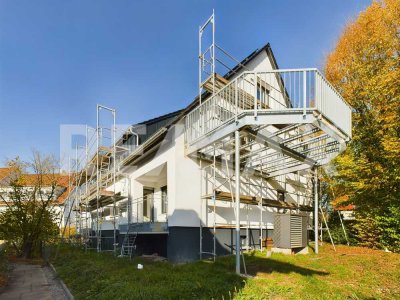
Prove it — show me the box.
[224,43,278,79]
[137,109,184,126]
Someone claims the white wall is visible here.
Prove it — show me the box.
[91,48,313,230]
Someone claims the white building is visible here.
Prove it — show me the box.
[0,167,69,222]
[64,18,351,264]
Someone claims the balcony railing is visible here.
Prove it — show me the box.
[185,69,352,144]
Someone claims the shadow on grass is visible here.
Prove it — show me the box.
[244,254,329,277]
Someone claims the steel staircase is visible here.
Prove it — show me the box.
[119,225,138,259]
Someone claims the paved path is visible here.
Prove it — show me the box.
[0,263,68,300]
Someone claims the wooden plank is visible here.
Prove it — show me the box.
[203,190,310,210]
[201,73,229,92]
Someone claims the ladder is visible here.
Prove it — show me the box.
[120,225,138,259]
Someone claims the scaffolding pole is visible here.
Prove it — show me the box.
[199,159,203,260]
[96,105,100,252]
[85,125,89,252]
[314,167,319,254]
[213,143,216,261]
[235,130,241,274]
[112,108,117,256]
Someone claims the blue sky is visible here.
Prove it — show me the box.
[0,0,371,163]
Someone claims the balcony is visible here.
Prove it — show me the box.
[184,69,352,176]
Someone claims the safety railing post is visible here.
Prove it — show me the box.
[235,78,238,123]
[303,70,307,118]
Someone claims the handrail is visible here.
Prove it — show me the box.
[315,70,352,109]
[185,68,352,144]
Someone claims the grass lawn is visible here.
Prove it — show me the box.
[52,244,400,300]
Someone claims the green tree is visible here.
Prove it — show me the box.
[325,0,400,252]
[0,152,62,258]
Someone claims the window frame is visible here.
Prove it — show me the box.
[161,185,167,214]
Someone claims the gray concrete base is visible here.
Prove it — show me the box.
[271,247,292,254]
[271,247,309,255]
[295,247,309,255]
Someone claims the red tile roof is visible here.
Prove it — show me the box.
[0,168,71,205]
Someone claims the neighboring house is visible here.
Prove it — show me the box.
[0,167,70,222]
[332,195,356,221]
[64,35,352,261]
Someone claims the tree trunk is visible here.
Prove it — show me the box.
[22,240,33,259]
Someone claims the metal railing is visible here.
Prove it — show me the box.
[185,69,352,144]
[117,194,168,225]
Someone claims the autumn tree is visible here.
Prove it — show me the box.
[0,152,64,258]
[325,0,400,251]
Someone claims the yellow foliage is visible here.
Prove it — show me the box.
[325,0,400,199]
[60,226,76,238]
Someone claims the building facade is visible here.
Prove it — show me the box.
[63,40,352,262]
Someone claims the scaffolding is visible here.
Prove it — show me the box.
[191,12,351,274]
[60,105,129,255]
[60,104,169,256]
[59,12,350,274]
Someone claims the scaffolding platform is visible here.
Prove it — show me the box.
[87,191,126,209]
[203,191,312,211]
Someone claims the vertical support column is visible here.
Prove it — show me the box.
[213,144,216,261]
[198,24,202,105]
[235,130,241,274]
[260,163,263,251]
[85,125,89,252]
[199,160,203,260]
[112,109,117,256]
[74,145,78,233]
[314,167,319,254]
[235,78,238,122]
[303,70,307,118]
[211,9,215,95]
[96,105,100,252]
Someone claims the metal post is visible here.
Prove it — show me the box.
[303,70,307,117]
[198,24,202,105]
[96,105,100,252]
[235,79,238,122]
[338,211,350,246]
[112,109,117,256]
[85,125,88,251]
[211,9,215,96]
[260,162,263,251]
[235,130,241,274]
[320,206,336,251]
[75,144,79,234]
[213,143,216,261]
[314,167,319,254]
[199,159,203,260]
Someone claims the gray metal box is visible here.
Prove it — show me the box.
[273,214,308,249]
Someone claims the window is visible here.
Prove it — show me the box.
[277,190,285,202]
[257,83,270,108]
[103,207,111,217]
[161,186,167,214]
[143,187,154,220]
[143,197,148,217]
